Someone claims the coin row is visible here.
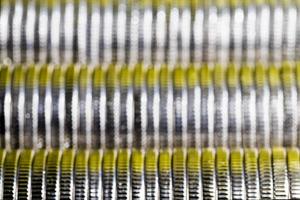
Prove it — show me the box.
[0,0,300,65]
[0,147,299,200]
[1,63,300,149]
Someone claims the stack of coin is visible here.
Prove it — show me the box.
[2,0,300,198]
[0,63,300,149]
[0,147,299,199]
[0,0,299,65]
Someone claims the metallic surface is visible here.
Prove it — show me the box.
[1,63,300,149]
[0,1,300,65]
[0,147,298,199]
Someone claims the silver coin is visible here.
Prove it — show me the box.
[201,148,217,199]
[145,66,159,149]
[199,66,214,148]
[230,148,246,200]
[0,66,11,149]
[49,0,61,64]
[17,149,34,200]
[74,150,89,200]
[191,3,204,64]
[187,149,202,200]
[23,66,39,148]
[216,148,230,199]
[242,2,256,65]
[145,149,159,200]
[88,0,101,64]
[229,1,244,64]
[159,66,173,148]
[10,66,25,149]
[131,149,145,200]
[216,3,230,65]
[132,65,147,149]
[51,66,65,148]
[45,149,61,200]
[3,150,20,199]
[88,150,102,200]
[78,66,92,149]
[24,0,36,63]
[0,0,10,61]
[64,65,79,148]
[255,1,270,63]
[281,63,297,146]
[116,149,131,200]
[172,149,187,200]
[37,65,52,149]
[287,148,300,199]
[77,0,88,64]
[282,2,297,61]
[173,67,187,148]
[31,149,47,200]
[119,66,134,149]
[105,65,120,149]
[244,149,260,199]
[102,149,117,200]
[227,65,242,148]
[272,148,289,199]
[59,149,75,200]
[269,1,284,64]
[255,64,270,147]
[258,148,273,199]
[268,66,284,147]
[240,66,256,148]
[0,150,6,200]
[154,2,167,65]
[60,0,75,64]
[213,65,228,147]
[186,66,201,148]
[158,149,172,200]
[91,66,106,149]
